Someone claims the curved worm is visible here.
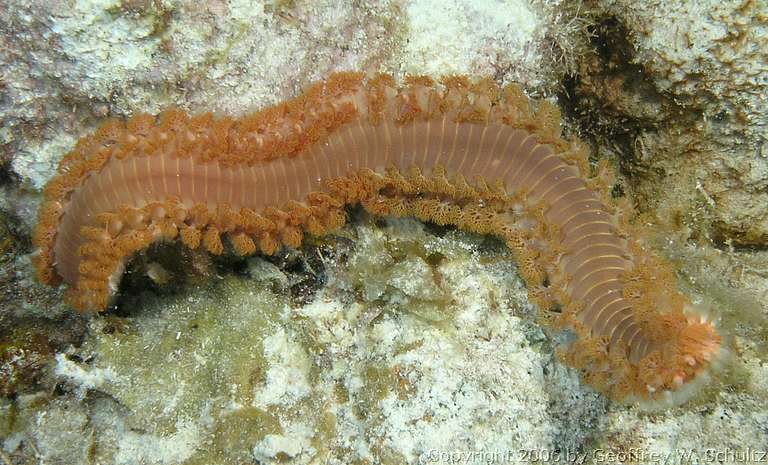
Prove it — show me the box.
[32,72,722,405]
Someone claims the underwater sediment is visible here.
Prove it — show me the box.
[1,0,767,464]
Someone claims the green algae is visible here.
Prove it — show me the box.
[83,276,287,434]
[208,406,283,463]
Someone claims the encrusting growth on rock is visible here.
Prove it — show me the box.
[32,71,722,406]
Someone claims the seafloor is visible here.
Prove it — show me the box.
[1,1,767,464]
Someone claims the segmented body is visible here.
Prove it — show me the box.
[33,72,721,404]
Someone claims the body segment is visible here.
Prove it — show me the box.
[33,72,721,404]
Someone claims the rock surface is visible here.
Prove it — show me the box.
[1,0,767,464]
[577,0,768,244]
